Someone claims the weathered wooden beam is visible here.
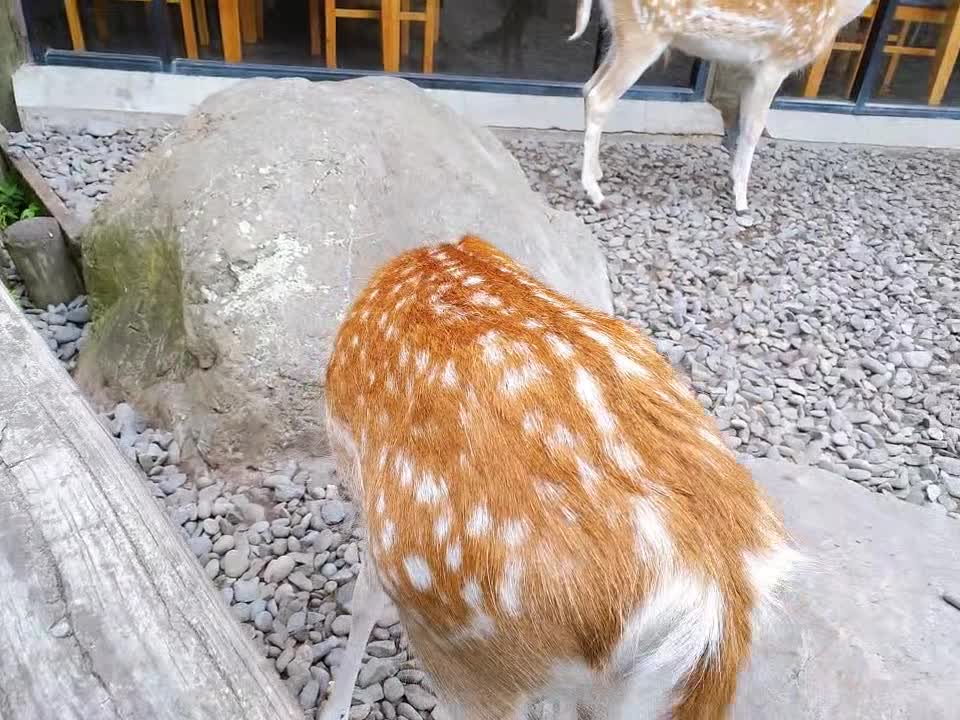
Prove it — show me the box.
[0,285,302,720]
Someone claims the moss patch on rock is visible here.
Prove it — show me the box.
[81,217,192,388]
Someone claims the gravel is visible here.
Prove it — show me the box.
[4,127,175,225]
[3,124,959,718]
[506,134,960,518]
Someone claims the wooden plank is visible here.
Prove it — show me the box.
[0,287,302,720]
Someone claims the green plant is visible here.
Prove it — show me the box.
[0,178,43,230]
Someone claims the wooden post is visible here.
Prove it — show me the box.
[0,287,303,720]
[2,217,83,308]
[219,0,243,62]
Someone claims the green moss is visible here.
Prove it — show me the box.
[81,217,192,385]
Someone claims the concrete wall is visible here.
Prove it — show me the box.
[0,0,27,129]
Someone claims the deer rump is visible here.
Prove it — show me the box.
[322,236,801,719]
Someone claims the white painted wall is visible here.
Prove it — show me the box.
[13,64,723,136]
[13,64,960,149]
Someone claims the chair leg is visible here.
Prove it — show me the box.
[803,48,832,97]
[929,2,960,105]
[180,0,200,59]
[880,20,911,95]
[219,0,243,61]
[93,0,109,43]
[63,0,86,50]
[195,0,211,46]
[240,0,257,43]
[381,0,401,72]
[309,0,321,56]
[844,20,873,98]
[325,0,337,67]
[401,0,411,58]
[423,0,438,73]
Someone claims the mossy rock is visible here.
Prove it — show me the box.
[81,218,191,387]
[75,75,611,473]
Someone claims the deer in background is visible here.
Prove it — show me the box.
[571,0,873,213]
[320,235,802,719]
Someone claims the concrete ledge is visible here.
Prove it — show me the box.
[13,64,724,136]
[767,108,960,150]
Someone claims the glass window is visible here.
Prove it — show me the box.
[779,0,960,107]
[24,0,701,92]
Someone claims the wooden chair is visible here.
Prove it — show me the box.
[804,0,960,105]
[324,0,440,73]
[63,0,201,58]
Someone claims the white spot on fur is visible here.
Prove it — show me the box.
[613,351,651,379]
[606,439,643,473]
[502,362,545,395]
[463,579,483,609]
[434,513,452,541]
[446,543,462,571]
[524,319,545,330]
[576,456,600,492]
[466,504,492,536]
[534,479,565,505]
[631,495,674,565]
[502,519,530,547]
[415,350,430,373]
[442,359,457,387]
[499,559,523,616]
[404,555,433,591]
[575,367,616,433]
[382,521,396,551]
[464,275,484,287]
[581,325,614,348]
[472,291,502,307]
[546,333,575,359]
[550,424,576,450]
[522,410,545,435]
[415,472,445,504]
[480,331,505,365]
[376,492,386,514]
[394,453,414,487]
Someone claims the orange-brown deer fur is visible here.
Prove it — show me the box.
[573,0,872,213]
[321,236,801,719]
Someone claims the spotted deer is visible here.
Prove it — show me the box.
[320,236,802,719]
[571,0,872,213]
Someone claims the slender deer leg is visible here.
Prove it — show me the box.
[582,52,614,181]
[317,558,389,720]
[582,34,667,206]
[730,64,788,214]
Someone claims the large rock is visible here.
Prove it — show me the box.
[77,76,611,472]
[734,459,960,718]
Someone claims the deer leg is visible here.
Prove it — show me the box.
[582,34,667,206]
[582,53,613,181]
[730,65,787,214]
[317,558,389,720]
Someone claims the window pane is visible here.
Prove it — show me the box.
[27,0,170,57]
[779,0,960,108]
